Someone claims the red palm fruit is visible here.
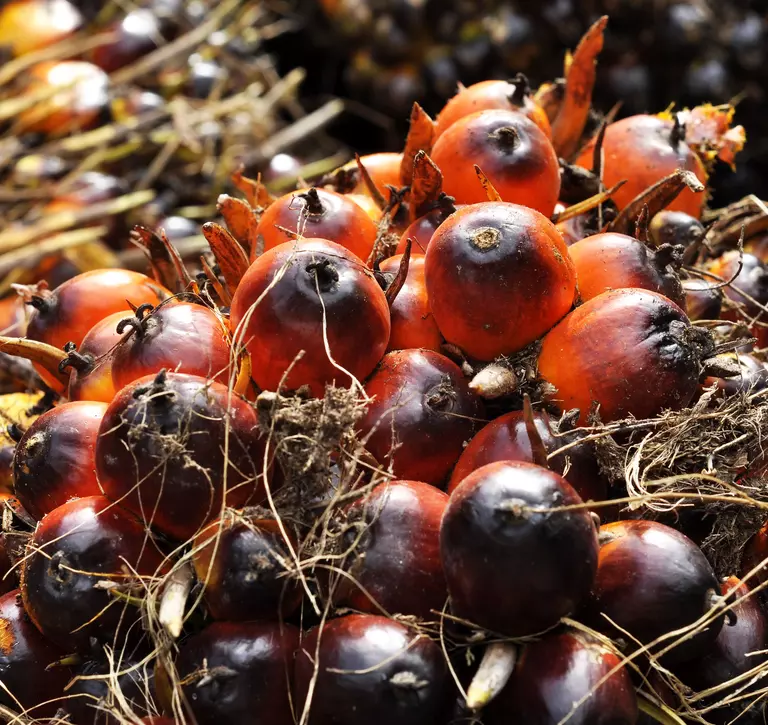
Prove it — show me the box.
[295,614,448,725]
[425,202,576,361]
[538,289,708,424]
[683,278,723,321]
[486,630,638,725]
[174,621,299,725]
[431,110,560,215]
[21,496,166,652]
[675,577,767,724]
[18,61,109,135]
[441,461,598,636]
[13,400,107,520]
[254,188,379,263]
[64,657,156,725]
[359,349,484,487]
[342,152,403,195]
[111,301,233,391]
[231,239,390,397]
[568,232,685,306]
[95,372,267,540]
[448,409,607,506]
[648,210,705,250]
[395,197,459,255]
[0,589,71,717]
[702,353,768,397]
[379,255,442,352]
[592,520,723,664]
[575,115,708,218]
[0,0,82,57]
[23,269,170,392]
[0,295,27,337]
[63,311,126,403]
[335,480,448,617]
[192,514,302,621]
[435,78,552,139]
[346,193,383,223]
[708,251,768,346]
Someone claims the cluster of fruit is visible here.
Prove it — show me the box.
[289,0,768,204]
[0,13,768,725]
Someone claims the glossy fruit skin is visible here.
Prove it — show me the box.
[425,202,576,361]
[346,193,383,222]
[592,520,722,664]
[435,79,552,139]
[192,516,302,621]
[345,152,403,195]
[575,115,707,218]
[568,233,685,306]
[25,269,170,392]
[254,188,379,263]
[0,0,82,57]
[448,409,607,505]
[64,657,156,725]
[441,461,598,636]
[360,350,484,486]
[66,311,126,403]
[21,496,166,652]
[231,239,390,397]
[336,480,448,617]
[174,621,299,725]
[703,353,768,397]
[0,589,70,718]
[432,110,560,215]
[648,210,705,250]
[96,373,266,540]
[538,289,703,424]
[683,278,723,320]
[111,302,233,391]
[486,630,638,725]
[708,251,768,346]
[396,203,459,255]
[379,255,442,352]
[19,61,109,135]
[676,577,767,724]
[295,614,447,725]
[13,401,107,521]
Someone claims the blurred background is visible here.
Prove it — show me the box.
[264,0,768,207]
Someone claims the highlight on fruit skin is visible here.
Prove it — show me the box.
[431,109,561,215]
[95,371,268,541]
[230,239,390,397]
[335,479,448,618]
[591,519,724,665]
[12,399,107,520]
[20,495,166,653]
[295,614,448,725]
[575,114,708,219]
[0,7,765,724]
[424,201,577,361]
[359,348,484,486]
[538,287,711,424]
